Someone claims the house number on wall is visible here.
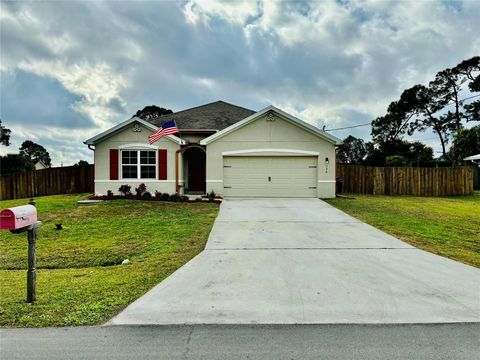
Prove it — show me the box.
[132,124,141,132]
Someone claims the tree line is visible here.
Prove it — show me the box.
[0,121,88,175]
[0,104,170,175]
[337,56,479,166]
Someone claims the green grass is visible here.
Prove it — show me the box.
[0,194,218,327]
[325,192,480,268]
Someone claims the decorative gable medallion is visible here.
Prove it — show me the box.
[266,112,275,122]
[132,123,141,132]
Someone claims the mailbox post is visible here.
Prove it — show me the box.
[0,203,42,304]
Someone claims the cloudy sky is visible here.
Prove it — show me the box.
[1,0,479,166]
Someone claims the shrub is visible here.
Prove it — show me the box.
[118,185,132,196]
[385,155,408,167]
[208,190,216,201]
[154,191,162,199]
[107,190,114,197]
[135,183,147,196]
[142,191,152,199]
[160,193,170,201]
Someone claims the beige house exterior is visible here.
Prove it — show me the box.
[84,101,340,198]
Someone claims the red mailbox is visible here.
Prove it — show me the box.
[0,205,38,231]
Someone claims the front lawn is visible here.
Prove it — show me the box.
[325,192,480,268]
[0,194,218,327]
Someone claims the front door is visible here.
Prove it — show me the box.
[186,148,206,193]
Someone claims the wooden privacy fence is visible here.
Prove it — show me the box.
[0,165,94,200]
[336,164,474,196]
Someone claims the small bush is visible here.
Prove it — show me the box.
[160,193,170,201]
[118,185,132,196]
[135,183,147,196]
[385,155,408,167]
[208,190,216,201]
[107,190,114,197]
[154,191,162,199]
[142,191,152,199]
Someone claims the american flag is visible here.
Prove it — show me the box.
[148,120,179,144]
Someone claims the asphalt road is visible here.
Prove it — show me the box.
[1,324,479,359]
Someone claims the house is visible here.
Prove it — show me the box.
[84,101,341,198]
[34,160,49,170]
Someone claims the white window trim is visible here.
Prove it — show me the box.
[120,149,157,180]
[118,143,158,150]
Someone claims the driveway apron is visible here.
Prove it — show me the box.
[109,198,480,325]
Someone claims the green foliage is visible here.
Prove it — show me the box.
[208,190,216,201]
[464,101,479,122]
[336,135,370,164]
[325,192,480,268]
[0,120,11,146]
[371,56,479,157]
[135,105,173,120]
[364,140,433,166]
[0,153,35,174]
[19,140,51,167]
[135,183,147,196]
[385,155,408,167]
[449,125,480,161]
[0,194,218,327]
[118,185,131,195]
[76,160,89,166]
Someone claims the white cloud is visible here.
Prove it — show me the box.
[17,60,128,128]
[184,0,259,25]
[1,0,479,165]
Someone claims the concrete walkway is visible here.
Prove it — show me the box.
[109,198,480,325]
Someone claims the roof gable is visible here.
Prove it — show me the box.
[200,106,342,145]
[84,117,184,145]
[149,101,255,131]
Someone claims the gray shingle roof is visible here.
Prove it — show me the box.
[148,101,255,131]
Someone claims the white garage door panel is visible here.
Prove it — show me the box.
[223,156,317,197]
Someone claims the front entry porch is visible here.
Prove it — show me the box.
[182,146,206,195]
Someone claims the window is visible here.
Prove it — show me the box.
[121,150,156,179]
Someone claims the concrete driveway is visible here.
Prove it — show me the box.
[110,198,479,325]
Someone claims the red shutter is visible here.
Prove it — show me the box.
[158,149,167,180]
[110,149,119,180]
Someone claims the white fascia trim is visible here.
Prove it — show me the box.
[118,143,158,150]
[206,180,223,183]
[95,180,184,183]
[84,116,185,145]
[222,148,319,156]
[318,180,336,183]
[200,105,341,145]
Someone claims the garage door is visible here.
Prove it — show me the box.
[223,156,318,197]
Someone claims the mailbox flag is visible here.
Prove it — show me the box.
[149,120,178,144]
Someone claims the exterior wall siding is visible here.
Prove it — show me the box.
[205,114,336,198]
[93,123,181,195]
